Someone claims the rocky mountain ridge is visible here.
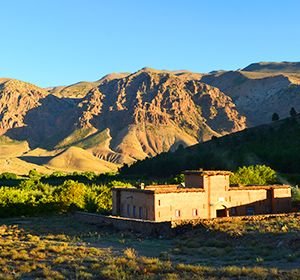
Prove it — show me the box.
[1,62,300,174]
[201,69,300,125]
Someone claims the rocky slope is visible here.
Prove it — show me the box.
[0,69,246,173]
[0,79,47,135]
[74,68,245,163]
[201,69,300,125]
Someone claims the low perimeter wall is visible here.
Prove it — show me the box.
[74,212,172,236]
[75,212,300,236]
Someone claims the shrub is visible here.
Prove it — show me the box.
[55,180,87,210]
[290,107,297,117]
[272,113,279,121]
[172,174,184,184]
[28,169,41,179]
[84,185,112,213]
[291,186,300,203]
[0,172,18,180]
[106,180,132,188]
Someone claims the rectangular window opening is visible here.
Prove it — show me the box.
[192,209,198,216]
[246,206,255,216]
[175,209,181,218]
[133,205,136,217]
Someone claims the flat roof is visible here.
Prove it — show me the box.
[229,185,290,190]
[113,185,205,194]
[183,170,233,176]
[113,184,290,194]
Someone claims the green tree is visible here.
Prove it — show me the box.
[272,113,279,121]
[291,186,300,203]
[172,173,184,184]
[85,185,112,213]
[230,165,278,186]
[290,107,297,117]
[56,180,87,210]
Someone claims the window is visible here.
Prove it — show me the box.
[175,209,181,218]
[139,207,143,219]
[231,207,237,216]
[192,209,198,217]
[158,200,161,206]
[246,206,255,216]
[127,204,130,216]
[133,206,136,217]
[145,208,148,219]
[158,211,160,218]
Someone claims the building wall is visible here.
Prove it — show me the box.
[185,174,204,188]
[227,189,271,216]
[273,188,292,213]
[153,191,207,221]
[227,187,291,216]
[203,175,230,218]
[112,189,155,220]
[112,174,292,221]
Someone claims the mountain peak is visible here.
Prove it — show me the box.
[133,67,163,75]
[97,72,130,83]
[242,62,300,73]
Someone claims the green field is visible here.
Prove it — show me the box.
[0,214,300,279]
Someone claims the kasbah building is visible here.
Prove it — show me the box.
[112,170,292,221]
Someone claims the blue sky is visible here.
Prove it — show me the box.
[0,0,299,87]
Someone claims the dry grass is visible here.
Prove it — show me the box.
[0,215,299,279]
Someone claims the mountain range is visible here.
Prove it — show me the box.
[1,62,300,174]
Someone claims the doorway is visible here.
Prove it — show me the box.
[216,208,229,217]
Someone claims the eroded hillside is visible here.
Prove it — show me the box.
[201,69,300,125]
[0,69,246,174]
[1,62,300,174]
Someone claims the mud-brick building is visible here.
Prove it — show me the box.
[112,170,291,221]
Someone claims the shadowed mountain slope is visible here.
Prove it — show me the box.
[201,66,300,126]
[120,115,300,178]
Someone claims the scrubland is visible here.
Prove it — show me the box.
[0,214,299,279]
